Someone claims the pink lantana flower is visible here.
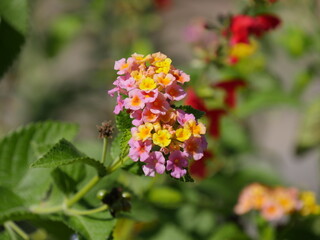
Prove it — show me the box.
[142,108,159,123]
[177,109,195,126]
[147,93,170,115]
[130,110,143,126]
[124,89,145,110]
[141,90,158,103]
[114,95,124,114]
[114,57,135,75]
[167,150,189,178]
[165,83,186,101]
[142,151,166,177]
[119,77,136,91]
[184,136,207,160]
[128,139,152,162]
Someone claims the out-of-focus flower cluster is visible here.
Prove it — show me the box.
[226,13,281,64]
[234,183,320,222]
[108,52,207,178]
[184,0,281,65]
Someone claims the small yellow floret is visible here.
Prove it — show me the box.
[131,71,143,81]
[185,120,206,137]
[155,58,172,74]
[175,128,191,142]
[139,77,157,91]
[135,123,153,141]
[152,129,172,147]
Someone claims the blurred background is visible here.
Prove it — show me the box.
[2,0,320,239]
[1,0,320,192]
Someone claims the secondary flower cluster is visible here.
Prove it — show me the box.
[108,52,207,178]
[226,13,281,63]
[234,183,320,222]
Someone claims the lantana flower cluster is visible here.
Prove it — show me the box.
[234,183,320,222]
[108,52,207,178]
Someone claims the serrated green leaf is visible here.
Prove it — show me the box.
[51,163,86,195]
[119,129,132,162]
[0,0,28,77]
[110,134,121,162]
[115,111,133,132]
[121,161,144,176]
[31,138,107,177]
[175,105,205,119]
[0,121,78,204]
[58,212,115,240]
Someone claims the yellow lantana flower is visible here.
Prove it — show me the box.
[155,58,172,74]
[185,120,206,137]
[153,129,172,147]
[135,123,153,141]
[139,77,157,91]
[175,128,191,142]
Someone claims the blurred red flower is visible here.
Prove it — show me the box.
[190,150,213,179]
[212,79,246,109]
[229,14,281,45]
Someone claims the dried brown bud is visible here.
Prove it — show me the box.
[97,121,114,138]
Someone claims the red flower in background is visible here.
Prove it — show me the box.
[154,0,171,10]
[253,15,281,37]
[190,150,213,179]
[229,14,281,45]
[212,79,246,109]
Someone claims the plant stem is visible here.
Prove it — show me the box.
[31,204,63,214]
[65,175,100,208]
[5,221,29,240]
[101,137,108,164]
[4,222,17,240]
[107,156,129,173]
[66,205,108,216]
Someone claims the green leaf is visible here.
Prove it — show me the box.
[110,134,121,162]
[121,161,144,176]
[175,105,205,119]
[31,138,107,177]
[59,212,115,240]
[0,121,78,203]
[0,0,28,77]
[51,163,86,195]
[0,186,34,223]
[119,129,132,162]
[148,187,183,208]
[209,224,249,240]
[116,111,133,132]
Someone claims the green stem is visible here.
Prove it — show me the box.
[101,137,108,164]
[65,175,100,208]
[66,205,108,216]
[5,221,29,240]
[4,222,17,240]
[107,156,129,173]
[31,205,63,214]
